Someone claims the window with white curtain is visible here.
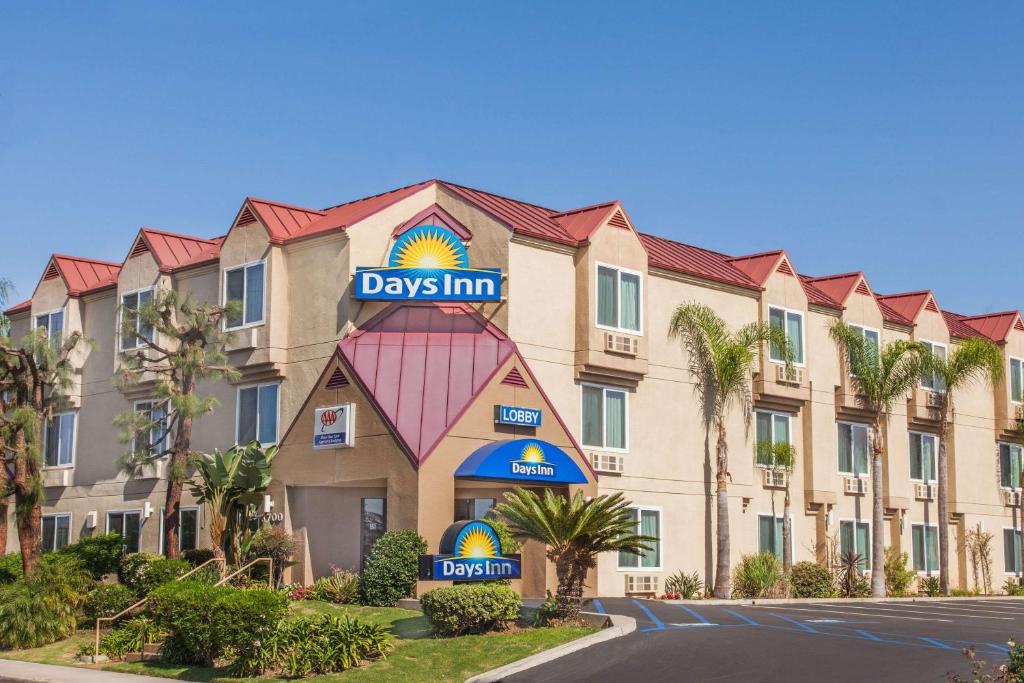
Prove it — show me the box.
[768,306,805,365]
[1011,358,1023,404]
[236,383,279,445]
[921,341,947,392]
[839,520,870,569]
[1005,528,1022,574]
[1000,443,1023,489]
[224,261,266,329]
[758,514,792,561]
[581,384,627,451]
[912,524,939,573]
[596,264,641,334]
[755,411,791,466]
[43,412,76,467]
[618,507,661,569]
[837,422,869,476]
[120,288,155,350]
[909,432,937,482]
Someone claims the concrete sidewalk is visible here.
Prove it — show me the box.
[0,659,170,683]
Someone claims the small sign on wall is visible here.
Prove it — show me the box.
[313,404,355,449]
[494,405,542,427]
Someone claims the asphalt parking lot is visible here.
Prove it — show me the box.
[508,598,1024,683]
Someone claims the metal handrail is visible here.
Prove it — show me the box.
[93,557,226,658]
[214,557,273,589]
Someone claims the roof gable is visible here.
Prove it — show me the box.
[959,311,1023,343]
[550,201,620,242]
[130,228,222,273]
[803,272,871,307]
[727,250,786,286]
[39,254,121,297]
[876,291,943,327]
[393,203,472,240]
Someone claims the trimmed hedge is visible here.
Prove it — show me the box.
[789,561,835,598]
[420,583,521,636]
[149,581,287,666]
[84,583,138,621]
[61,533,124,579]
[359,529,427,607]
[119,553,191,596]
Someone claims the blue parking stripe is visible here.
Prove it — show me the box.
[591,599,606,614]
[920,637,955,650]
[856,630,881,641]
[673,604,711,624]
[631,599,666,630]
[986,642,1010,653]
[723,608,759,626]
[773,613,817,632]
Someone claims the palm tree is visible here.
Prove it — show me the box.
[921,337,1003,595]
[669,302,792,598]
[829,322,926,597]
[757,440,797,573]
[495,488,653,619]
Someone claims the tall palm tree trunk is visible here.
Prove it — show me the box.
[713,418,731,598]
[870,418,885,597]
[782,483,793,574]
[0,451,8,555]
[937,409,950,595]
[13,425,41,573]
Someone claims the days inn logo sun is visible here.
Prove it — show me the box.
[510,442,555,478]
[454,526,499,559]
[354,224,501,302]
[389,226,468,271]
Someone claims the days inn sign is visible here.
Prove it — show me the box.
[354,225,501,302]
[419,519,521,582]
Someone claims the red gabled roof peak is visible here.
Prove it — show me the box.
[134,227,223,273]
[45,254,122,297]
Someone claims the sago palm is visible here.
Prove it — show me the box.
[920,336,1002,595]
[829,322,926,597]
[669,302,792,598]
[495,488,653,618]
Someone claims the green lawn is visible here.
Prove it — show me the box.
[3,601,596,683]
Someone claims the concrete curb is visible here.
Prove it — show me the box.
[465,611,636,683]
[656,595,1024,606]
[0,659,170,683]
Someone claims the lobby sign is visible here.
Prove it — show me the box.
[455,439,588,484]
[353,225,501,301]
[313,404,355,449]
[419,519,521,581]
[494,404,542,427]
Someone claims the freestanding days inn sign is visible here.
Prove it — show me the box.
[354,225,501,302]
[419,519,521,581]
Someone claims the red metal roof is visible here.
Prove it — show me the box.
[638,232,760,291]
[339,302,516,465]
[942,311,984,339]
[47,254,121,296]
[958,311,1022,342]
[798,274,843,308]
[727,251,785,286]
[875,291,939,327]
[244,198,326,243]
[136,228,223,272]
[803,272,867,307]
[550,201,621,242]
[4,299,31,316]
[437,181,579,246]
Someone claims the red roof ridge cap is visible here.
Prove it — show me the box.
[139,226,221,244]
[876,289,932,300]
[51,253,122,267]
[437,179,560,213]
[727,249,786,263]
[804,271,865,283]
[961,310,1021,321]
[549,200,620,218]
[245,196,326,215]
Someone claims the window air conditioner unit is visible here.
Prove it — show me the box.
[844,477,867,495]
[914,483,936,500]
[762,469,788,488]
[1004,490,1022,507]
[926,391,943,408]
[775,364,804,385]
[1016,405,1024,421]
[590,452,624,474]
[625,574,659,595]
[604,333,638,357]
[43,468,72,488]
[85,511,97,529]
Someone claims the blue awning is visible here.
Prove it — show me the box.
[454,439,589,485]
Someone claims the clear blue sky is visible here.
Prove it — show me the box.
[1,2,1021,314]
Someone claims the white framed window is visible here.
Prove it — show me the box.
[912,523,939,574]
[920,340,947,392]
[224,260,266,330]
[596,263,642,334]
[120,287,155,350]
[839,519,871,570]
[581,383,628,451]
[35,308,64,347]
[236,382,280,446]
[1011,358,1023,404]
[757,513,794,563]
[618,506,661,570]
[158,506,200,555]
[43,411,76,468]
[454,498,496,522]
[848,324,880,370]
[133,400,169,456]
[42,513,71,553]
[1005,528,1022,575]
[768,306,805,366]
[909,432,937,483]
[837,421,869,476]
[755,410,792,467]
[107,510,143,554]
[1000,443,1023,490]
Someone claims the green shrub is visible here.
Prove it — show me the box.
[182,548,216,567]
[245,527,297,588]
[420,583,521,637]
[837,551,871,597]
[0,554,23,584]
[134,558,191,596]
[1005,578,1024,596]
[119,553,161,590]
[950,588,980,597]
[62,533,124,579]
[789,561,836,598]
[150,581,287,666]
[311,568,360,604]
[919,576,941,597]
[84,583,137,621]
[884,547,916,597]
[486,518,523,555]
[98,616,162,660]
[733,552,785,598]
[664,570,704,599]
[231,614,392,677]
[359,529,427,607]
[0,554,94,649]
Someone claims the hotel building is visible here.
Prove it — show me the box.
[4,179,1024,597]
